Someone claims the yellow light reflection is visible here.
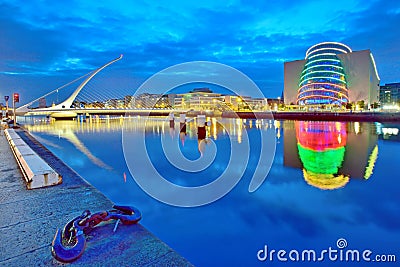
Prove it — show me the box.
[303,169,350,190]
[364,145,378,179]
[354,122,360,134]
[213,121,217,140]
[237,125,242,144]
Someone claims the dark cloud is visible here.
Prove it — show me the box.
[341,0,400,84]
[0,18,64,69]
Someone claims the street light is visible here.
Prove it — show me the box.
[13,93,19,124]
[277,96,281,111]
[4,95,9,117]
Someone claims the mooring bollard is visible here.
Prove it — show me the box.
[169,113,175,128]
[197,115,206,139]
[179,113,186,133]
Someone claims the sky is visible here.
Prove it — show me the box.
[1,0,400,104]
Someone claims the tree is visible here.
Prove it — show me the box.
[358,100,365,108]
[371,102,379,109]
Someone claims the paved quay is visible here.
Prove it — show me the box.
[0,127,193,267]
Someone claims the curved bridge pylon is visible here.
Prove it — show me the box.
[16,55,123,117]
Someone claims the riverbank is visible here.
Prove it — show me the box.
[0,127,192,266]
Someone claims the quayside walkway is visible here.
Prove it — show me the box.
[0,128,192,266]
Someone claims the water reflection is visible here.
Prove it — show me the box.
[283,121,379,190]
[376,122,400,141]
[23,116,270,172]
[23,117,385,191]
[18,117,400,265]
[166,119,212,155]
[23,117,174,169]
[24,120,112,169]
[296,121,349,190]
[23,116,167,133]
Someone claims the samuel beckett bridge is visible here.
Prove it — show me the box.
[16,55,177,120]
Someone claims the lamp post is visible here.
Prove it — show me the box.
[4,96,9,117]
[277,96,281,111]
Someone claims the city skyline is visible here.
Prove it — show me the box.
[1,0,400,103]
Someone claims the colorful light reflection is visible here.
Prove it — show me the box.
[295,121,350,190]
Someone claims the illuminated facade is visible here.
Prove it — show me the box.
[297,42,351,105]
[173,88,268,111]
[173,88,223,110]
[284,42,380,107]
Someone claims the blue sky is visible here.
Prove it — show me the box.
[1,0,400,103]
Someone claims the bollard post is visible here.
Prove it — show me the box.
[169,113,175,128]
[197,115,206,139]
[179,113,186,133]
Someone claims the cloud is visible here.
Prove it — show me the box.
[340,0,400,83]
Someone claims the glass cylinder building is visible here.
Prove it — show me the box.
[296,42,352,105]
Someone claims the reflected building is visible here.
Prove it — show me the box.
[341,122,379,179]
[296,121,349,189]
[375,122,400,143]
[283,120,379,189]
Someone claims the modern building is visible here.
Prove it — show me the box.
[284,42,380,108]
[131,93,163,109]
[124,95,133,108]
[38,97,47,108]
[379,83,400,105]
[174,88,223,110]
[172,88,268,111]
[104,99,118,109]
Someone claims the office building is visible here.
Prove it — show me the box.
[379,82,400,105]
